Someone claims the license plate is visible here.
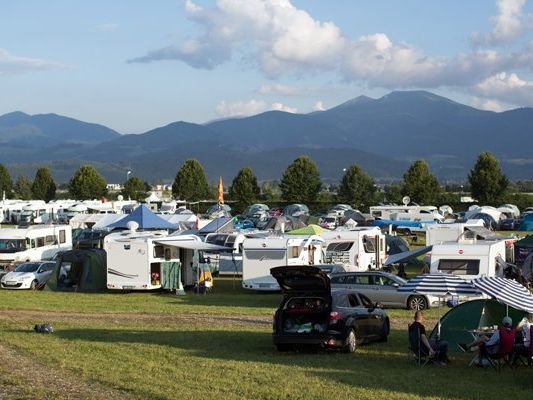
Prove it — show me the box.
[122,285,135,289]
[6,281,18,286]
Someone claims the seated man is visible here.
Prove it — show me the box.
[409,310,449,365]
[465,316,516,366]
[514,314,532,361]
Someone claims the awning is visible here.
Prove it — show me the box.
[154,238,232,252]
[383,245,433,266]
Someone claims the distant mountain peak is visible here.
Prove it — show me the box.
[381,90,458,104]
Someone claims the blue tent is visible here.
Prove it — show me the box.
[519,214,533,231]
[106,205,177,230]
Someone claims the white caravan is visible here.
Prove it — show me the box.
[429,239,508,280]
[0,225,72,267]
[104,229,227,291]
[425,220,485,246]
[205,232,246,275]
[18,203,57,224]
[369,205,444,222]
[320,227,386,272]
[241,235,324,291]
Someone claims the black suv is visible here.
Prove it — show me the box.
[271,265,389,353]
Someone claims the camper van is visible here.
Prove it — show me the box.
[370,205,443,221]
[104,230,222,291]
[0,225,72,267]
[205,232,246,275]
[320,227,386,272]
[241,235,324,291]
[429,239,508,280]
[18,203,57,224]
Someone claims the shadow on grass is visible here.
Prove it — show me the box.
[35,327,533,399]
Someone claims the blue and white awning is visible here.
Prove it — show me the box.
[471,276,533,313]
[398,273,480,296]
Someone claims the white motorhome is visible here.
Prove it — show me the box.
[370,205,444,222]
[205,232,246,275]
[0,225,72,267]
[104,229,226,291]
[18,203,57,224]
[320,227,386,272]
[429,239,508,280]
[425,220,485,246]
[241,235,324,291]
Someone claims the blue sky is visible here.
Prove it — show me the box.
[2,0,533,133]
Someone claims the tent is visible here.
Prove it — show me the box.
[46,249,107,292]
[385,235,410,256]
[519,214,533,231]
[428,299,527,351]
[514,235,533,265]
[106,204,176,230]
[288,224,326,235]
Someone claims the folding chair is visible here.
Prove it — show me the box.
[408,323,431,366]
[480,327,516,371]
[514,325,533,368]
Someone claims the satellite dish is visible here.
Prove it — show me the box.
[402,196,411,206]
[117,195,124,201]
[127,221,139,233]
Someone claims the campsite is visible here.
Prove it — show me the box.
[0,279,532,400]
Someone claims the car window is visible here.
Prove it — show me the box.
[376,276,395,286]
[333,293,350,307]
[344,275,357,284]
[40,263,55,272]
[330,275,346,284]
[359,294,373,308]
[356,275,371,284]
[348,294,360,307]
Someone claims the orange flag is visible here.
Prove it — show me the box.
[218,176,224,204]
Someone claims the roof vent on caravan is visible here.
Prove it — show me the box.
[127,221,139,233]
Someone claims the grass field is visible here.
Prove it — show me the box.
[1,279,532,400]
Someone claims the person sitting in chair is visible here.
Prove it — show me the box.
[514,314,532,361]
[409,310,449,365]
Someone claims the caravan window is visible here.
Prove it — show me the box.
[45,235,56,245]
[59,230,66,244]
[289,246,300,258]
[326,242,354,252]
[438,259,480,275]
[0,239,25,253]
[37,237,45,248]
[225,236,236,247]
[362,236,376,253]
[154,245,165,258]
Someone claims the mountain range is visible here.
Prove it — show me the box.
[1,91,532,183]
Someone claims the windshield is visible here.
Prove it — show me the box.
[0,239,26,253]
[15,263,40,273]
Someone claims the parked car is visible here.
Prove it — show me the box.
[330,271,440,310]
[1,261,56,290]
[271,265,389,353]
[233,216,255,230]
[318,215,337,230]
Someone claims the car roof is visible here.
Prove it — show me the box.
[331,271,396,278]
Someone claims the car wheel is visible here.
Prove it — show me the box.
[378,319,390,342]
[343,329,357,353]
[30,280,38,290]
[276,344,293,352]
[408,295,428,310]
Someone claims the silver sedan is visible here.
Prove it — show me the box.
[330,271,440,310]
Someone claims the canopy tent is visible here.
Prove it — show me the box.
[46,249,107,292]
[106,205,176,230]
[514,235,533,265]
[288,224,326,235]
[471,276,533,313]
[428,299,527,352]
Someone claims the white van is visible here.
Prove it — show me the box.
[0,225,72,267]
[241,235,324,291]
[320,227,386,272]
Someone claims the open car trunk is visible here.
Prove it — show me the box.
[281,296,331,335]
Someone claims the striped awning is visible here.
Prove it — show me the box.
[471,276,533,313]
[398,273,480,296]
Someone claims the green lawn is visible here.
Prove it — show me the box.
[1,281,532,400]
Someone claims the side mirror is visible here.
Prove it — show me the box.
[374,302,383,309]
[392,283,400,288]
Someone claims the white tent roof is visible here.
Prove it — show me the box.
[145,192,161,203]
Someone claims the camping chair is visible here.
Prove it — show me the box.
[408,323,431,366]
[481,327,516,371]
[514,326,533,368]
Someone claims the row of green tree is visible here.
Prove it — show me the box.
[0,151,513,212]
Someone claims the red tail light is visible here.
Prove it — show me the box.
[329,311,342,321]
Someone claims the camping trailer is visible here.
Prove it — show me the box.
[241,235,324,291]
[369,205,443,221]
[0,225,72,267]
[425,220,485,246]
[429,239,508,280]
[320,227,386,271]
[104,230,228,291]
[205,232,246,275]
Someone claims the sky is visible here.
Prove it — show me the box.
[2,0,533,133]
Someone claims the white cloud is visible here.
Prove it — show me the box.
[471,97,507,112]
[215,99,266,117]
[472,0,533,45]
[258,83,301,96]
[92,23,119,33]
[0,48,70,75]
[473,72,533,105]
[271,102,297,113]
[312,101,325,111]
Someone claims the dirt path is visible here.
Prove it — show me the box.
[0,343,134,400]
